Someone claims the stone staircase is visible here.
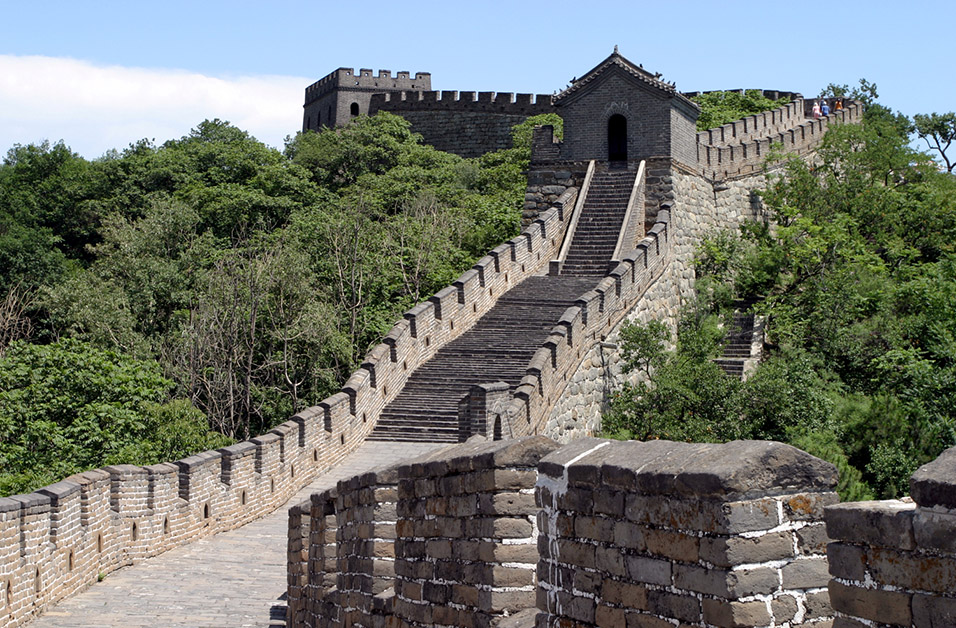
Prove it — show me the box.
[560,169,636,276]
[714,308,756,379]
[369,275,598,442]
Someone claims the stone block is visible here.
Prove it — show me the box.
[826,542,866,581]
[805,590,832,619]
[702,598,772,628]
[647,589,700,623]
[643,527,698,562]
[913,507,956,554]
[913,593,956,627]
[595,604,626,628]
[828,579,911,626]
[625,555,671,586]
[574,515,615,542]
[868,546,956,594]
[601,578,648,608]
[781,556,830,589]
[493,517,533,539]
[796,523,829,555]
[673,564,778,598]
[699,530,794,567]
[825,500,915,550]
[771,594,797,623]
[783,491,839,521]
[613,520,646,550]
[910,446,956,509]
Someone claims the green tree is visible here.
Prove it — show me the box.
[691,90,781,131]
[913,112,956,172]
[0,338,229,496]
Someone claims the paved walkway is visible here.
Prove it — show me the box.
[26,441,448,628]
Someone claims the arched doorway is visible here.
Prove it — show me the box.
[608,114,627,162]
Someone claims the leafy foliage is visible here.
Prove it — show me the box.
[0,112,535,494]
[691,90,782,131]
[0,339,231,495]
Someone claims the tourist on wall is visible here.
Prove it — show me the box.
[812,101,821,119]
[821,100,830,116]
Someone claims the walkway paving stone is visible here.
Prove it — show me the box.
[25,440,447,628]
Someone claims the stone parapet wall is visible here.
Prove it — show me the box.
[370,91,554,158]
[536,438,838,627]
[698,101,862,181]
[288,436,855,628]
[694,93,805,149]
[825,446,956,627]
[288,437,560,627]
[370,90,553,115]
[391,437,559,628]
[0,188,578,628]
[287,466,402,628]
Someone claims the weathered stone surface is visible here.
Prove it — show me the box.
[913,507,956,554]
[910,445,956,509]
[825,500,916,549]
[828,580,912,626]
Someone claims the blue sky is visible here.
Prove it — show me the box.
[1,0,952,158]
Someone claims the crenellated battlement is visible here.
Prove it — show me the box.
[697,100,863,180]
[304,67,431,105]
[369,90,554,115]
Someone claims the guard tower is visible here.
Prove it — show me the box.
[302,67,431,131]
[534,49,700,168]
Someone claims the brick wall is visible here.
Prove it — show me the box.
[288,436,848,628]
[826,446,956,627]
[369,91,554,158]
[536,438,838,627]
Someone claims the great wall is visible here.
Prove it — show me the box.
[4,50,956,628]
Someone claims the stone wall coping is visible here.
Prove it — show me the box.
[396,436,559,478]
[910,445,956,509]
[539,438,837,498]
[825,499,916,549]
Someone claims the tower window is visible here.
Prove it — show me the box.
[350,102,360,117]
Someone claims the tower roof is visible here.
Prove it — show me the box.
[554,49,699,111]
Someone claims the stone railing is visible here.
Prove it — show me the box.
[826,447,956,627]
[549,159,595,275]
[611,159,647,263]
[0,188,579,628]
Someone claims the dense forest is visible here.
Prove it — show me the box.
[0,112,562,495]
[605,87,956,500]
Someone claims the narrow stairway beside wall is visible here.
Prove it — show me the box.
[714,307,757,379]
[560,168,636,276]
[369,275,597,442]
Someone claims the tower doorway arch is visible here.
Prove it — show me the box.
[608,114,627,162]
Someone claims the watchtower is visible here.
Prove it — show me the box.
[534,50,700,168]
[302,67,431,131]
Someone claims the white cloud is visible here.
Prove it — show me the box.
[0,55,309,158]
